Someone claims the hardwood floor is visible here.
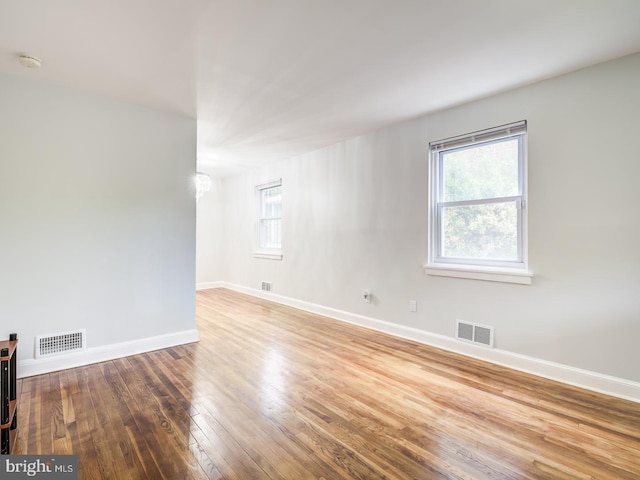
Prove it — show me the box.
[13,288,640,479]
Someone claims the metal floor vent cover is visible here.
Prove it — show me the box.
[456,320,494,348]
[35,329,86,358]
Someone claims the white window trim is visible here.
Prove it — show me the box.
[253,251,283,261]
[425,121,533,285]
[253,179,283,260]
[423,264,532,285]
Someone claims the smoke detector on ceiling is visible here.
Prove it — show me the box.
[18,54,42,69]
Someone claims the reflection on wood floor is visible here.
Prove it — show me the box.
[14,288,640,479]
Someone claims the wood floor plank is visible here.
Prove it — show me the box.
[12,288,640,479]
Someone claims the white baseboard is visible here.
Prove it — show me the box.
[199,282,640,403]
[18,329,199,378]
[196,281,225,291]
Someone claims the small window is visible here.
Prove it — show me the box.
[425,121,532,284]
[254,179,282,260]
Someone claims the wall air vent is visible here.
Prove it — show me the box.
[261,281,272,292]
[456,320,494,348]
[35,329,86,358]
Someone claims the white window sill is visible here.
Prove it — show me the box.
[423,264,533,285]
[253,251,283,261]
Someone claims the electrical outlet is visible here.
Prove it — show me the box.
[409,300,417,312]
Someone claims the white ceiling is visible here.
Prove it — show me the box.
[1,1,640,176]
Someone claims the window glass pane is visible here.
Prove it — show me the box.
[260,218,281,249]
[442,138,519,202]
[441,202,518,260]
[261,186,282,218]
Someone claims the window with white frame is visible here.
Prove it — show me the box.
[425,121,532,284]
[254,179,282,259]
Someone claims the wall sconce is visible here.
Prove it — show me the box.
[195,172,211,200]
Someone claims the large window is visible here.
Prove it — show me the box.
[254,179,282,259]
[426,121,532,284]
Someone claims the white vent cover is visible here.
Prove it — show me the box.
[456,320,494,348]
[35,329,86,358]
[261,281,272,292]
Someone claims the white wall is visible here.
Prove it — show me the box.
[197,53,640,386]
[196,175,223,285]
[0,73,197,364]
